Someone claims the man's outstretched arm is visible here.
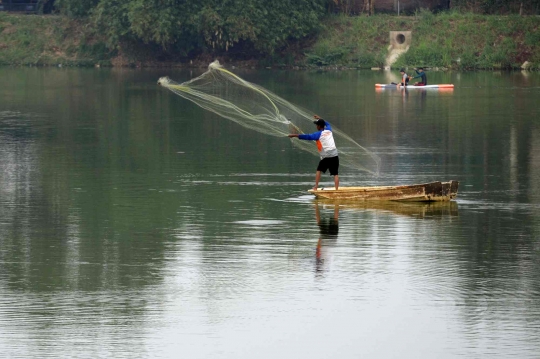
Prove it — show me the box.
[288,131,322,140]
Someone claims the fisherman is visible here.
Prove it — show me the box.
[288,115,339,191]
[411,67,427,86]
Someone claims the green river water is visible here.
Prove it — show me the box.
[0,67,539,358]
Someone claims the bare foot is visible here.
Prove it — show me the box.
[312,186,319,191]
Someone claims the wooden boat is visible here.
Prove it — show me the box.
[375,84,454,89]
[308,180,459,202]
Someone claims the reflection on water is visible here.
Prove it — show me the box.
[315,202,339,274]
[316,199,459,218]
[313,200,459,275]
[0,68,540,358]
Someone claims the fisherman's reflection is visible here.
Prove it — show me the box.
[315,202,339,274]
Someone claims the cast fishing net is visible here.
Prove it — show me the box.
[158,61,380,175]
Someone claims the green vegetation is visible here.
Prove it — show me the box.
[0,13,110,66]
[393,10,540,70]
[306,11,540,70]
[450,0,540,15]
[305,16,390,67]
[0,6,539,70]
[55,0,327,56]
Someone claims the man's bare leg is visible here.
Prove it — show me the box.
[313,171,322,190]
[334,175,339,190]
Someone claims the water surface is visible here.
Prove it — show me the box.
[0,68,539,358]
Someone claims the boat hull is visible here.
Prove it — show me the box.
[308,180,459,202]
[375,84,454,89]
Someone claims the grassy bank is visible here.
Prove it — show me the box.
[0,13,110,66]
[1,11,539,70]
[306,11,540,70]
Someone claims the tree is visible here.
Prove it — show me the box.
[88,0,328,55]
[55,0,100,17]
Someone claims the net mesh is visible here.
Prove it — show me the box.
[158,61,380,175]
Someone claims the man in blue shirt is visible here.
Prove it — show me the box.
[288,115,340,190]
[411,67,427,86]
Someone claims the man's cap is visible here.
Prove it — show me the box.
[400,68,405,72]
[418,67,424,70]
[313,119,326,127]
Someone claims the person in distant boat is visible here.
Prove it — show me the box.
[411,67,427,86]
[398,68,409,87]
[288,115,339,191]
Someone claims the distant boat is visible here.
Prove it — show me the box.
[309,180,459,202]
[375,84,454,89]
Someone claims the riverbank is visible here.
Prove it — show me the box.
[308,11,540,70]
[1,11,539,70]
[0,13,110,66]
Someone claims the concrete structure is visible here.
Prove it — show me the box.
[386,31,412,69]
[390,31,412,49]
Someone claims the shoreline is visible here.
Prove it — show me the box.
[2,64,537,74]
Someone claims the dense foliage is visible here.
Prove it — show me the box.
[309,0,539,15]
[54,0,328,55]
[451,0,540,15]
[49,0,539,60]
[54,0,99,17]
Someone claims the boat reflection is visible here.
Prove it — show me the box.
[313,200,458,273]
[313,200,458,274]
[315,199,458,218]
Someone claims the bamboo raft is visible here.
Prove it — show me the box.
[308,180,459,202]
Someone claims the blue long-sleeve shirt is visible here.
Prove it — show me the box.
[299,123,336,140]
[411,70,427,85]
[298,123,338,158]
